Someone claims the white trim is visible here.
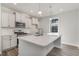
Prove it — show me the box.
[47,33,59,35]
[62,42,79,48]
[49,17,60,34]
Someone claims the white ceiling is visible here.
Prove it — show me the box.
[1,3,79,18]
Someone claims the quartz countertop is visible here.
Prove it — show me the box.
[18,35,60,47]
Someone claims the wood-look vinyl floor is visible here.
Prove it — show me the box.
[2,48,18,56]
[1,44,79,56]
[48,44,79,56]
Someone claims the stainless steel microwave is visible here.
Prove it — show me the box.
[15,22,25,28]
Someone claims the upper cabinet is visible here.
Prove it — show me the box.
[21,14,27,23]
[21,14,32,28]
[8,13,15,27]
[26,17,32,28]
[15,12,32,28]
[15,12,22,22]
[1,11,9,27]
[1,7,15,28]
[32,18,39,25]
[1,7,39,29]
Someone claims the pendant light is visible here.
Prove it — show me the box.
[38,3,42,15]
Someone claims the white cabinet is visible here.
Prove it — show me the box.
[32,18,39,25]
[1,9,15,28]
[2,36,10,50]
[1,7,15,27]
[16,12,22,22]
[25,18,29,28]
[32,18,40,28]
[34,18,38,24]
[25,17,32,28]
[8,13,15,27]
[27,18,32,28]
[2,35,17,51]
[32,18,36,24]
[1,12,9,27]
[17,13,32,28]
[21,14,32,28]
[16,12,33,28]
[11,35,17,48]
[21,14,26,24]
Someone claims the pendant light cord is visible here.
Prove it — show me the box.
[38,3,40,11]
[49,4,53,16]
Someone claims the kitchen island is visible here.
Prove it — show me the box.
[18,35,61,56]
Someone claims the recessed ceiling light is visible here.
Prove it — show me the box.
[38,11,42,15]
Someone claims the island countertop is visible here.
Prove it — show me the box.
[18,35,60,47]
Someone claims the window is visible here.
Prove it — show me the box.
[49,18,59,33]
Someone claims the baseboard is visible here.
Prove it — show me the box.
[62,42,79,48]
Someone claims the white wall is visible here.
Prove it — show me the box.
[0,3,2,54]
[39,17,50,33]
[40,9,79,47]
[58,10,79,47]
[78,10,79,47]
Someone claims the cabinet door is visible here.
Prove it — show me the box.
[24,17,31,28]
[24,17,28,28]
[16,12,22,22]
[21,14,26,23]
[21,15,24,23]
[1,12,9,27]
[27,18,32,28]
[2,36,10,50]
[32,18,36,24]
[11,35,17,48]
[36,18,39,25]
[25,17,29,28]
[32,18,39,25]
[8,13,15,27]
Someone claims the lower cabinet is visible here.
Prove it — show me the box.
[2,36,10,50]
[2,35,17,51]
[11,35,17,48]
